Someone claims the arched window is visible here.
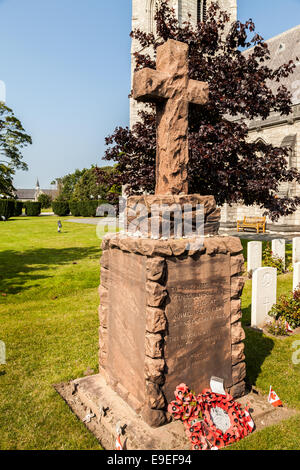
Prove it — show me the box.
[197,0,207,23]
[281,134,296,168]
[148,0,160,34]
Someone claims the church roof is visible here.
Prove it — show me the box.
[244,24,300,105]
[16,189,36,200]
[41,189,57,197]
[15,188,57,200]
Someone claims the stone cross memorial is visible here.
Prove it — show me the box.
[133,39,209,195]
[69,40,247,449]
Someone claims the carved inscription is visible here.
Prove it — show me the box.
[163,254,232,402]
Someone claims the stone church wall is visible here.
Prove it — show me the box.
[221,117,300,230]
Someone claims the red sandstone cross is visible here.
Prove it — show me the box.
[133,39,209,195]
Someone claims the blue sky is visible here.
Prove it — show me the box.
[1,0,300,189]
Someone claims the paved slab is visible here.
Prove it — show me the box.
[67,217,117,226]
[66,220,299,243]
[220,229,298,243]
[55,374,298,451]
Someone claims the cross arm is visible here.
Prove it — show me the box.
[187,79,209,105]
[133,68,170,103]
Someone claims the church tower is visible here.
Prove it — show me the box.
[35,178,41,201]
[130,0,237,127]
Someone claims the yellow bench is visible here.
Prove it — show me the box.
[237,217,266,234]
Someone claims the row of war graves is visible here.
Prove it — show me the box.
[249,238,300,328]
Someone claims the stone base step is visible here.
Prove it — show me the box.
[54,374,297,450]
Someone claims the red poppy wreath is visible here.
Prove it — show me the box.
[168,383,254,450]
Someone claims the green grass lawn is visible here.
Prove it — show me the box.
[0,218,299,449]
[0,216,101,450]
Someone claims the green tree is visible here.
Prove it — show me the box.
[37,193,52,209]
[52,168,87,201]
[0,103,32,197]
[72,166,117,201]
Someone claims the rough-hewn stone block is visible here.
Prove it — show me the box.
[145,357,165,384]
[99,326,108,353]
[228,381,246,399]
[99,285,108,304]
[141,408,167,428]
[146,381,166,410]
[231,276,245,299]
[231,321,246,344]
[225,238,243,256]
[146,257,166,282]
[145,333,163,359]
[231,254,245,276]
[232,342,245,366]
[232,362,247,385]
[146,307,167,333]
[146,281,168,307]
[231,299,242,324]
[98,305,108,328]
[100,250,109,269]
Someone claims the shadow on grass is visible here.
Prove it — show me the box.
[241,302,274,389]
[0,246,101,295]
[244,327,274,389]
[1,218,30,222]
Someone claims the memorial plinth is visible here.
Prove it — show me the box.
[57,39,247,447]
[125,194,221,238]
[99,196,246,428]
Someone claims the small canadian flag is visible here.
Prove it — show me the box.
[268,386,283,408]
[115,434,123,450]
[286,322,293,333]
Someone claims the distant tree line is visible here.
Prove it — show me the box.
[52,165,120,203]
[50,166,121,216]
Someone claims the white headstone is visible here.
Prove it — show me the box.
[251,267,277,328]
[247,241,262,274]
[293,238,300,266]
[272,239,286,270]
[119,185,128,231]
[293,262,300,291]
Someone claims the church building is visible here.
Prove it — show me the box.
[222,25,300,231]
[15,179,57,202]
[130,1,300,231]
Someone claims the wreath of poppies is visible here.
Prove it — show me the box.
[168,384,254,450]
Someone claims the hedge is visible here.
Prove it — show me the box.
[14,201,23,217]
[68,200,104,217]
[24,201,41,216]
[0,200,15,220]
[69,201,81,217]
[52,201,70,217]
[77,201,98,217]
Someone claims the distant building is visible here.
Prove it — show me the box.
[221,24,300,231]
[15,179,57,202]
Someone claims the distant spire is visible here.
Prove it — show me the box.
[36,178,40,188]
